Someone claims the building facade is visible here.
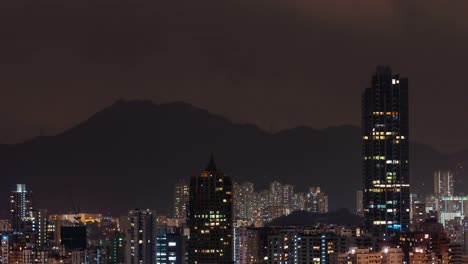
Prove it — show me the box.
[233,182,256,225]
[187,156,233,263]
[156,227,187,264]
[434,170,454,196]
[173,179,190,221]
[356,191,364,217]
[34,209,48,247]
[125,209,156,264]
[10,184,34,232]
[306,187,329,214]
[362,66,410,234]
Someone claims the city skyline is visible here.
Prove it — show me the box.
[1,0,468,262]
[2,159,466,263]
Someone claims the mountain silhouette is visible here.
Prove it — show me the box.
[267,209,363,227]
[0,100,464,216]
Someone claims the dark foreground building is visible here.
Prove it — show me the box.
[188,156,233,263]
[362,66,410,234]
[125,209,156,264]
[61,225,87,250]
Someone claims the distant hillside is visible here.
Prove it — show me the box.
[0,100,462,216]
[267,209,363,227]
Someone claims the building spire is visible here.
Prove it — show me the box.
[205,153,218,171]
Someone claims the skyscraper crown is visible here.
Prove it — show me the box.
[375,65,392,76]
[204,154,218,172]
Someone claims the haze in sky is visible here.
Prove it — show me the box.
[1,0,467,152]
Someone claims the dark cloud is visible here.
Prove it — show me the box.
[0,0,467,152]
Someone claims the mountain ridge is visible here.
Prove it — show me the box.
[0,100,463,216]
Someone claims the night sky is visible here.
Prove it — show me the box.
[1,0,467,153]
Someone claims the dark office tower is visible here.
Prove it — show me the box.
[188,156,233,264]
[10,184,34,232]
[61,225,87,250]
[174,179,190,221]
[125,209,156,264]
[362,66,410,234]
[33,209,48,247]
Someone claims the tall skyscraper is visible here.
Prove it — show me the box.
[10,184,34,232]
[125,209,156,264]
[187,156,233,264]
[173,179,190,221]
[362,66,410,233]
[434,170,454,196]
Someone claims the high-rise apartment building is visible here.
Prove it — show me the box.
[1,236,9,264]
[356,191,364,217]
[362,66,410,233]
[412,202,426,227]
[10,184,34,232]
[156,226,187,264]
[125,209,156,264]
[0,220,11,232]
[434,170,454,196]
[305,187,328,214]
[187,156,233,263]
[292,192,306,212]
[282,184,295,213]
[233,182,255,224]
[268,181,283,207]
[34,209,48,247]
[230,182,328,226]
[173,179,190,221]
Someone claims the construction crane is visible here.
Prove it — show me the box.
[70,193,82,224]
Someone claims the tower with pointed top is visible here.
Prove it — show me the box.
[188,156,233,263]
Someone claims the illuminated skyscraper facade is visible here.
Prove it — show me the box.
[362,66,410,233]
[233,182,255,224]
[10,184,34,232]
[187,156,233,264]
[125,209,156,264]
[434,170,454,196]
[173,179,190,221]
